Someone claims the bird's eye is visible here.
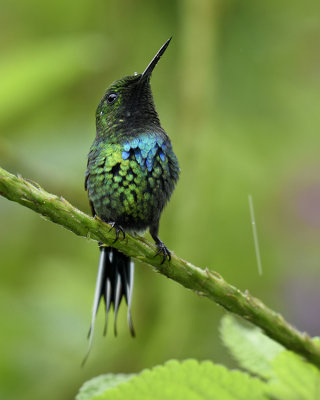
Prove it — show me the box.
[106,93,118,105]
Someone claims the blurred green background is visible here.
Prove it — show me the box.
[1,0,320,399]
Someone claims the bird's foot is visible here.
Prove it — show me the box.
[154,238,171,264]
[108,222,125,243]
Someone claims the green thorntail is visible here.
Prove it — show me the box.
[84,38,180,359]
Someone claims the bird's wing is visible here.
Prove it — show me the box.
[86,143,126,198]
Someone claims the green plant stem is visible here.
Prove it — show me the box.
[1,165,320,368]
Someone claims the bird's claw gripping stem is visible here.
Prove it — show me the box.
[108,222,125,243]
[154,239,171,264]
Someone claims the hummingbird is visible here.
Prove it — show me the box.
[84,38,180,354]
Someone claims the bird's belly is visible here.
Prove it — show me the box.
[89,172,166,231]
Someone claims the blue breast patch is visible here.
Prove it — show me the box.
[122,135,167,171]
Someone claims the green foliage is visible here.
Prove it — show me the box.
[76,374,134,400]
[77,316,320,400]
[222,315,320,400]
[77,359,268,400]
[267,352,320,400]
[220,314,283,379]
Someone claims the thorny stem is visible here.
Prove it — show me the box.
[1,165,320,368]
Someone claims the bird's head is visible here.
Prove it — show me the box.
[96,38,171,138]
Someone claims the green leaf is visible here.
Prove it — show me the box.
[82,359,268,400]
[76,374,134,400]
[220,314,283,378]
[267,351,320,400]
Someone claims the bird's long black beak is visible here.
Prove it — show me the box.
[141,37,172,80]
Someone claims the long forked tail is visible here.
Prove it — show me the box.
[82,246,135,364]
